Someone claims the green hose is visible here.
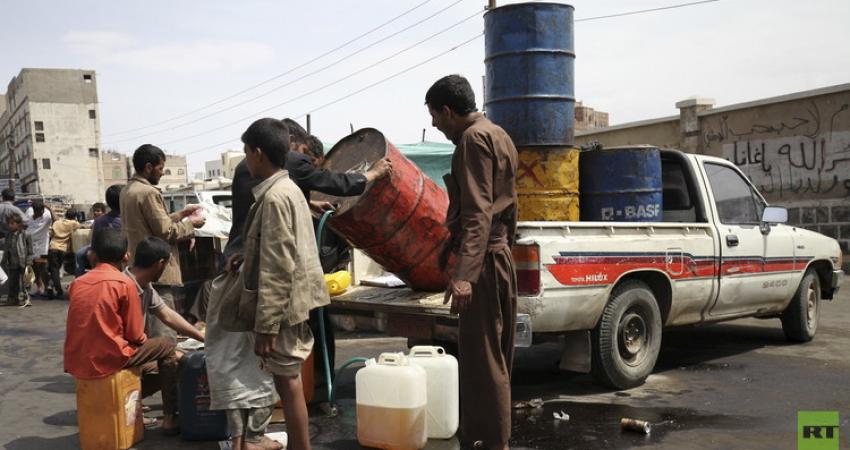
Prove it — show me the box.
[316,210,370,412]
[316,210,335,406]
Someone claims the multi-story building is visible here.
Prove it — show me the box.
[101,150,129,187]
[160,153,189,189]
[575,101,610,132]
[0,68,104,203]
[204,150,243,179]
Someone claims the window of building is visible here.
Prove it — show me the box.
[165,169,172,175]
[35,133,45,143]
[88,109,96,119]
[89,148,99,157]
[34,121,44,131]
[83,74,92,83]
[178,168,184,175]
[112,167,123,179]
[42,158,51,170]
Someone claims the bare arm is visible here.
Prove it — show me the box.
[153,306,205,342]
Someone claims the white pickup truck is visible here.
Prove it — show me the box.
[329,149,844,389]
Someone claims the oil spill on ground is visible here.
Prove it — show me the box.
[510,400,754,449]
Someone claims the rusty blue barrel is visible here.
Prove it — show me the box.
[484,2,575,146]
[580,146,663,222]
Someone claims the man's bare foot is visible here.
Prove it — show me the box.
[251,435,284,450]
[161,413,179,435]
[243,439,278,450]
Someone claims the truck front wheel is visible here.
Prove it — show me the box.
[781,269,820,342]
[591,280,662,389]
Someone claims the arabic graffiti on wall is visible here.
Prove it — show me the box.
[702,100,850,200]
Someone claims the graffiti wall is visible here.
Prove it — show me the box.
[701,93,850,202]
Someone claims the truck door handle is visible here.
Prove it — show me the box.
[726,235,739,247]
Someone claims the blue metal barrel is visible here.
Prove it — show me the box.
[484,2,575,147]
[580,147,664,222]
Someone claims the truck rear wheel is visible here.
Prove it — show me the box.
[591,280,662,389]
[781,269,820,342]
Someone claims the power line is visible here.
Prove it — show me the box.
[182,32,484,157]
[575,0,720,22]
[145,9,483,149]
[151,0,727,157]
[103,0,469,146]
[103,0,437,138]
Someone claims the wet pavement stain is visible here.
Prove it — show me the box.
[509,400,755,449]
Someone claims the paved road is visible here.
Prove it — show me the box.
[1,287,848,449]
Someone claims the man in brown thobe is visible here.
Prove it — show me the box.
[426,74,518,450]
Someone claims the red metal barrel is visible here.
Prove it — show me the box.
[313,128,450,292]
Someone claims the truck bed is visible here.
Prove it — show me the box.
[329,285,451,317]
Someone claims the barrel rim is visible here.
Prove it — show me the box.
[319,127,388,213]
[484,2,575,16]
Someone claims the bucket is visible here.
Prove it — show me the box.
[313,128,451,291]
[484,2,576,147]
[579,146,663,222]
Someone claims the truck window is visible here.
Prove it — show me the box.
[661,158,697,222]
[704,163,763,225]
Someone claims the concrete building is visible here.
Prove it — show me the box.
[160,153,189,189]
[574,101,609,132]
[204,150,243,179]
[575,83,850,268]
[101,150,129,187]
[0,68,104,203]
[205,159,223,179]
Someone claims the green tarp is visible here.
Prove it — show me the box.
[396,141,454,189]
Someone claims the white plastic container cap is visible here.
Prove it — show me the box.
[408,346,459,439]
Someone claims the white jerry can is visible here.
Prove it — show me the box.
[408,346,459,439]
[356,352,427,450]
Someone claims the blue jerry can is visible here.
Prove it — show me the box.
[178,351,229,441]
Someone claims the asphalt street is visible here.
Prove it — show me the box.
[1,287,848,449]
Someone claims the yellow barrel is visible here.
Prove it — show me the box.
[516,147,580,221]
[75,368,144,450]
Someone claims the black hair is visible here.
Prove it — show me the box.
[1,188,14,201]
[65,209,77,220]
[6,214,22,224]
[92,202,107,213]
[106,184,123,212]
[133,236,171,269]
[92,228,127,264]
[282,118,309,146]
[32,199,45,214]
[132,144,166,173]
[241,118,290,168]
[306,135,324,159]
[425,74,477,115]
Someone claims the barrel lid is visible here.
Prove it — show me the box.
[314,128,387,215]
[485,2,574,15]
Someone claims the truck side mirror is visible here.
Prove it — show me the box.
[760,206,787,235]
[762,206,788,224]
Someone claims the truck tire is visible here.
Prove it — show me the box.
[591,280,662,389]
[781,269,820,342]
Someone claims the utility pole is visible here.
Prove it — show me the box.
[306,114,311,134]
[421,128,426,143]
[488,0,496,10]
[350,123,354,134]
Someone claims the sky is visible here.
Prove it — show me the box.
[1,0,849,175]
